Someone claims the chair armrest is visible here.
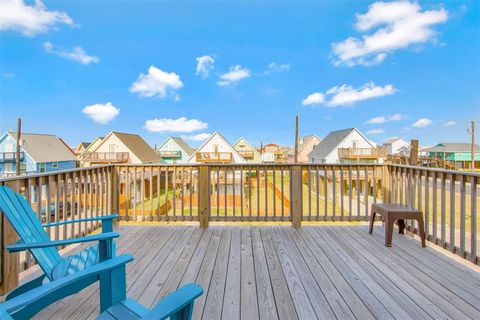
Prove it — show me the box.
[42,214,119,228]
[1,254,134,319]
[142,284,203,319]
[7,232,119,252]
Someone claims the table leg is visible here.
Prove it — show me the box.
[385,218,394,247]
[368,210,376,234]
[398,219,405,234]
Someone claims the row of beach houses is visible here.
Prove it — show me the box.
[1,128,479,177]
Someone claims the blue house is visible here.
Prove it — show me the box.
[0,132,77,177]
[156,137,195,164]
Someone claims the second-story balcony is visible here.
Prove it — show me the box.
[196,152,233,163]
[82,152,129,163]
[338,147,387,159]
[237,150,254,158]
[158,150,182,158]
[0,151,24,163]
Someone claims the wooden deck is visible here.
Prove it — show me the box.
[32,224,480,320]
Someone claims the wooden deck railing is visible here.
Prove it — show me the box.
[158,150,182,158]
[83,152,129,163]
[195,152,233,163]
[338,147,387,159]
[0,152,24,163]
[0,163,478,294]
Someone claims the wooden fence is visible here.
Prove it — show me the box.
[0,163,478,294]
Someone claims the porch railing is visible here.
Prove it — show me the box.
[338,147,387,159]
[0,163,478,294]
[0,152,24,163]
[83,152,129,163]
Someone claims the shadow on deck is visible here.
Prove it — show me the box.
[32,224,480,319]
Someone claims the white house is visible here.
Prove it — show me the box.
[82,131,160,165]
[383,138,410,155]
[188,132,246,164]
[308,128,385,164]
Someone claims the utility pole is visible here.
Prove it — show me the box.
[471,121,475,172]
[409,139,419,166]
[294,115,299,163]
[15,117,22,176]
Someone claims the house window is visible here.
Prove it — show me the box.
[109,144,116,153]
[52,162,59,169]
[352,140,359,149]
[213,144,219,153]
[38,163,46,173]
[20,163,26,173]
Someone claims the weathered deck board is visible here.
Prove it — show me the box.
[31,224,480,320]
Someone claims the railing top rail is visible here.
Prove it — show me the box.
[387,163,480,178]
[0,164,113,182]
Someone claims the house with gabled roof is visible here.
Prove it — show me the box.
[74,142,91,155]
[288,135,321,163]
[82,131,160,166]
[423,143,480,169]
[0,131,77,177]
[188,132,246,164]
[309,128,385,164]
[233,137,261,163]
[383,137,410,155]
[156,137,195,164]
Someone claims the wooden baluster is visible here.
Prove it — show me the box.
[291,165,302,228]
[198,166,210,228]
[449,174,456,252]
[459,174,466,257]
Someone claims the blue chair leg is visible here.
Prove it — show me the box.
[99,262,127,312]
[170,302,195,320]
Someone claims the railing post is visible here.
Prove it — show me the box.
[198,166,210,228]
[0,209,19,295]
[111,165,119,227]
[382,165,391,204]
[291,165,302,228]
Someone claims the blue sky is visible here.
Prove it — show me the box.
[1,0,479,148]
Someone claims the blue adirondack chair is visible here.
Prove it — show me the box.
[0,254,203,319]
[0,185,118,301]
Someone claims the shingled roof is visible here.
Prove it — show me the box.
[308,128,355,160]
[423,143,480,153]
[170,137,195,156]
[8,132,77,163]
[111,132,160,163]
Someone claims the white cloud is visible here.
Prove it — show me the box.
[144,117,208,133]
[0,0,73,36]
[264,62,290,75]
[412,118,432,128]
[195,55,215,78]
[332,1,448,66]
[44,41,99,65]
[181,133,211,141]
[303,82,395,107]
[302,92,325,106]
[366,116,387,124]
[367,128,385,135]
[366,113,405,124]
[217,65,250,86]
[443,120,456,127]
[82,102,119,124]
[388,113,405,121]
[130,66,183,98]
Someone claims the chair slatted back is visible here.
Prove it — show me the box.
[0,186,62,279]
